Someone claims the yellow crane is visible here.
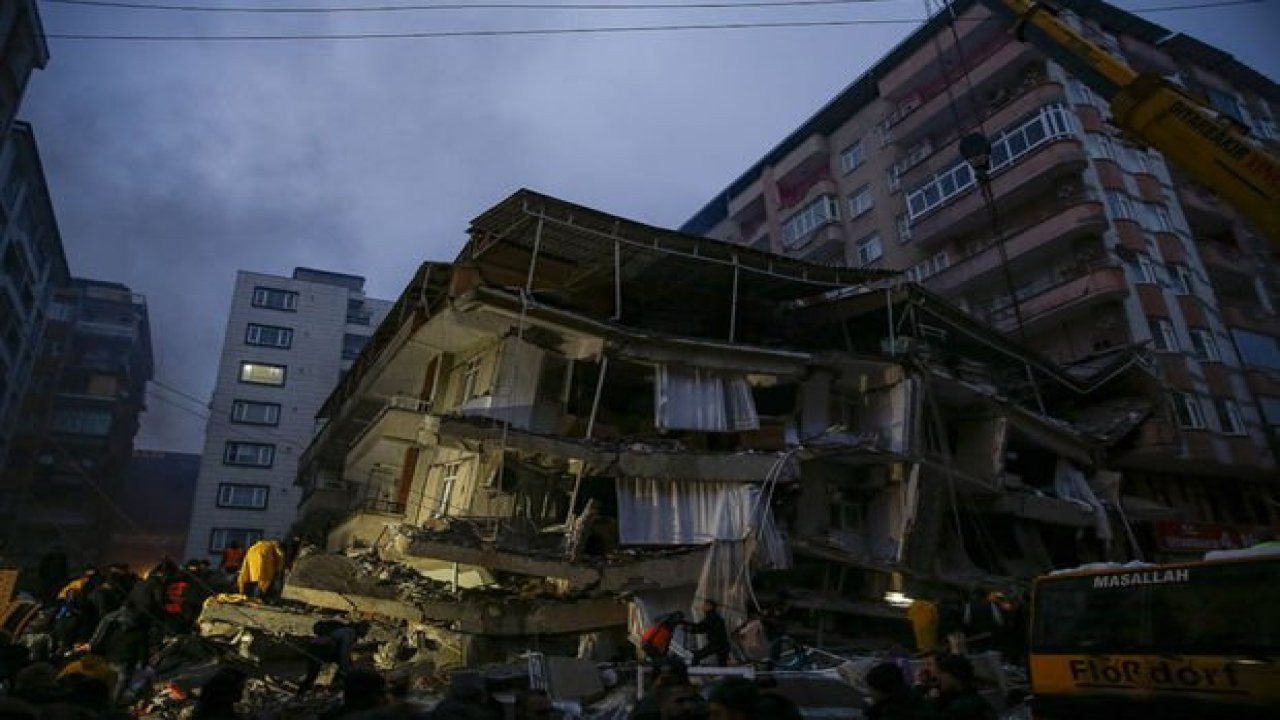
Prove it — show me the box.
[978,0,1280,246]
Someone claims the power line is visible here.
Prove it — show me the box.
[39,0,1270,41]
[46,0,899,12]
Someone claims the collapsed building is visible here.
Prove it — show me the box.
[279,189,1241,667]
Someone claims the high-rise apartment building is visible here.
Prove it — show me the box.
[1,279,153,570]
[183,268,391,560]
[0,122,69,468]
[684,0,1280,541]
[0,1,48,139]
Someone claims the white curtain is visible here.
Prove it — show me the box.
[616,478,755,545]
[654,365,759,432]
[1054,458,1112,542]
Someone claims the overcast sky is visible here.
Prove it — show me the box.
[23,0,1280,453]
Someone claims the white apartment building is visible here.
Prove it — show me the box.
[183,268,390,560]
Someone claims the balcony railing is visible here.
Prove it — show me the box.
[972,263,1127,334]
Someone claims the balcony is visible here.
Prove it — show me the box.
[74,319,136,340]
[347,394,436,468]
[926,199,1107,296]
[971,265,1129,336]
[910,139,1088,248]
[877,6,996,100]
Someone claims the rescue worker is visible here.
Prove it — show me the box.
[683,599,730,667]
[237,539,283,600]
[640,611,683,660]
[163,569,194,634]
[864,662,935,720]
[298,620,370,694]
[53,567,101,654]
[932,654,995,720]
[219,541,245,577]
[907,599,940,654]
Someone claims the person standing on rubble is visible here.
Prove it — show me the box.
[683,600,731,667]
[238,539,283,600]
[298,620,370,694]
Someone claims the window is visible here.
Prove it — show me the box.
[1231,330,1280,371]
[231,400,281,426]
[1172,392,1207,430]
[1105,190,1136,221]
[839,140,865,174]
[239,361,286,386]
[1150,317,1179,352]
[209,528,263,554]
[1171,264,1193,295]
[434,462,463,517]
[985,103,1075,171]
[1207,87,1245,124]
[886,167,902,193]
[1214,398,1246,436]
[251,286,297,311]
[51,409,112,436]
[346,298,372,325]
[905,252,949,282]
[223,441,275,468]
[217,483,269,509]
[906,159,974,219]
[244,323,293,349]
[855,233,883,266]
[848,186,874,218]
[1189,329,1221,362]
[895,214,912,244]
[1128,254,1157,284]
[781,195,839,250]
[342,333,369,362]
[459,356,483,401]
[1145,203,1174,233]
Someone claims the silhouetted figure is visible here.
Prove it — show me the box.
[683,600,729,666]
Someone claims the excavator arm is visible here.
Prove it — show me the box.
[977,0,1280,246]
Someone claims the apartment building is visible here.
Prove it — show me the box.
[0,1,48,139]
[1,279,153,570]
[0,122,69,468]
[183,268,391,561]
[683,0,1280,546]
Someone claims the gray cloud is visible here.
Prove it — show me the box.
[22,0,1279,451]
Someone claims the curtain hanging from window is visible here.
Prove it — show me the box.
[654,364,759,432]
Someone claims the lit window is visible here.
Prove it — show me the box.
[839,140,865,174]
[1189,329,1221,362]
[239,362,286,386]
[434,462,463,517]
[231,400,280,426]
[1150,317,1179,352]
[1172,392,1206,430]
[209,528,263,553]
[251,286,297,311]
[855,233,883,266]
[245,323,293,349]
[781,196,839,250]
[1214,398,1246,436]
[217,483,269,509]
[848,186,874,218]
[223,441,275,468]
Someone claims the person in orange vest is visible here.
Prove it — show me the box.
[219,541,246,576]
[237,539,283,600]
[640,611,684,660]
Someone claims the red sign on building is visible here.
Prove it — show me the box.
[1154,521,1262,553]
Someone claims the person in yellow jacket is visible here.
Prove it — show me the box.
[237,539,284,599]
[907,599,940,653]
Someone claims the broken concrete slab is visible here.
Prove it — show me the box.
[197,601,400,644]
[384,533,602,591]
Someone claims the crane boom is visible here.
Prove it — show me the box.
[977,0,1280,246]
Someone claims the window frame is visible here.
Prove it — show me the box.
[223,441,276,468]
[434,461,463,517]
[1173,392,1207,430]
[459,356,483,402]
[1214,398,1246,436]
[208,528,264,554]
[839,140,865,174]
[1151,317,1179,352]
[216,483,270,510]
[781,195,839,250]
[1189,328,1221,363]
[1171,264,1193,295]
[855,233,884,267]
[847,185,874,219]
[238,361,287,387]
[244,323,294,349]
[230,400,281,426]
[251,286,298,312]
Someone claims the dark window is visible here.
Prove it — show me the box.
[230,400,281,426]
[342,333,369,362]
[245,323,293,349]
[223,441,275,468]
[251,286,297,311]
[216,483,269,509]
[208,528,263,553]
[346,298,372,325]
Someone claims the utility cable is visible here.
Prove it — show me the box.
[38,1,1267,41]
[45,0,903,12]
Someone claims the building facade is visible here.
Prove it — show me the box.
[0,122,69,468]
[183,268,390,561]
[0,0,48,139]
[109,450,200,570]
[682,0,1280,546]
[1,279,153,570]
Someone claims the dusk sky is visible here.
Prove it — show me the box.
[23,0,1280,453]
